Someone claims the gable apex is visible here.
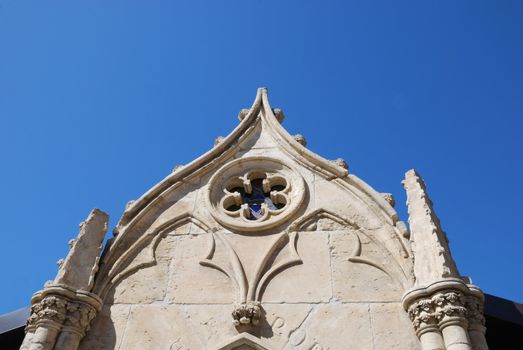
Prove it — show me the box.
[116,88,348,230]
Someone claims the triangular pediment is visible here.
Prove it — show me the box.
[216,333,272,350]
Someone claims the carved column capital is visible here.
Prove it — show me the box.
[464,294,486,332]
[405,289,469,332]
[62,301,98,336]
[25,285,102,338]
[27,295,68,332]
[432,291,468,329]
[407,297,440,337]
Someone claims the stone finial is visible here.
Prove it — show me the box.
[402,170,460,286]
[53,209,109,291]
[294,134,307,146]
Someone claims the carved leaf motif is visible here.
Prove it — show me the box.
[292,208,408,289]
[199,231,302,305]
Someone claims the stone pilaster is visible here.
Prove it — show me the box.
[465,286,488,350]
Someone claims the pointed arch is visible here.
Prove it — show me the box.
[291,208,411,289]
[95,213,211,297]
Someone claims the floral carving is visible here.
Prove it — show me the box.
[232,302,261,326]
[200,231,301,327]
[433,291,467,323]
[465,295,486,329]
[407,297,438,332]
[25,293,99,337]
[407,290,469,334]
[63,302,97,333]
[38,296,68,325]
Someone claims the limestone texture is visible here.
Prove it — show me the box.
[20,88,487,350]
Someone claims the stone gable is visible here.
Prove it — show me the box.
[20,89,488,350]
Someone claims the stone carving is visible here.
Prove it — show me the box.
[381,193,395,207]
[331,158,348,170]
[216,332,272,350]
[465,295,485,330]
[406,291,468,335]
[231,301,261,326]
[291,208,409,289]
[20,210,107,350]
[214,136,225,146]
[29,295,68,328]
[200,230,301,326]
[206,157,306,232]
[293,134,307,146]
[97,213,212,298]
[19,88,490,349]
[54,208,109,291]
[403,278,489,350]
[403,169,460,285]
[433,291,468,326]
[62,302,97,334]
[220,171,289,222]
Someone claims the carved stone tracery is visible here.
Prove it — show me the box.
[221,172,289,222]
[206,157,306,232]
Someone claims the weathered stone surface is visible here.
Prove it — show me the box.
[370,303,421,350]
[54,208,109,291]
[166,234,234,304]
[118,305,206,350]
[284,304,374,350]
[79,305,130,350]
[330,231,403,302]
[262,231,332,303]
[403,169,460,286]
[22,89,487,350]
[106,234,174,304]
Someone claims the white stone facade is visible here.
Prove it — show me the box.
[20,88,488,350]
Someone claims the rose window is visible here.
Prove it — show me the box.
[206,157,306,232]
[222,173,289,221]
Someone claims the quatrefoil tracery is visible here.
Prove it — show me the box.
[221,172,290,222]
[207,157,306,232]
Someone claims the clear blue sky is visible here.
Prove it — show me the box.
[0,1,521,314]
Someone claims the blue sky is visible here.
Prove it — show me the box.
[0,1,522,314]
